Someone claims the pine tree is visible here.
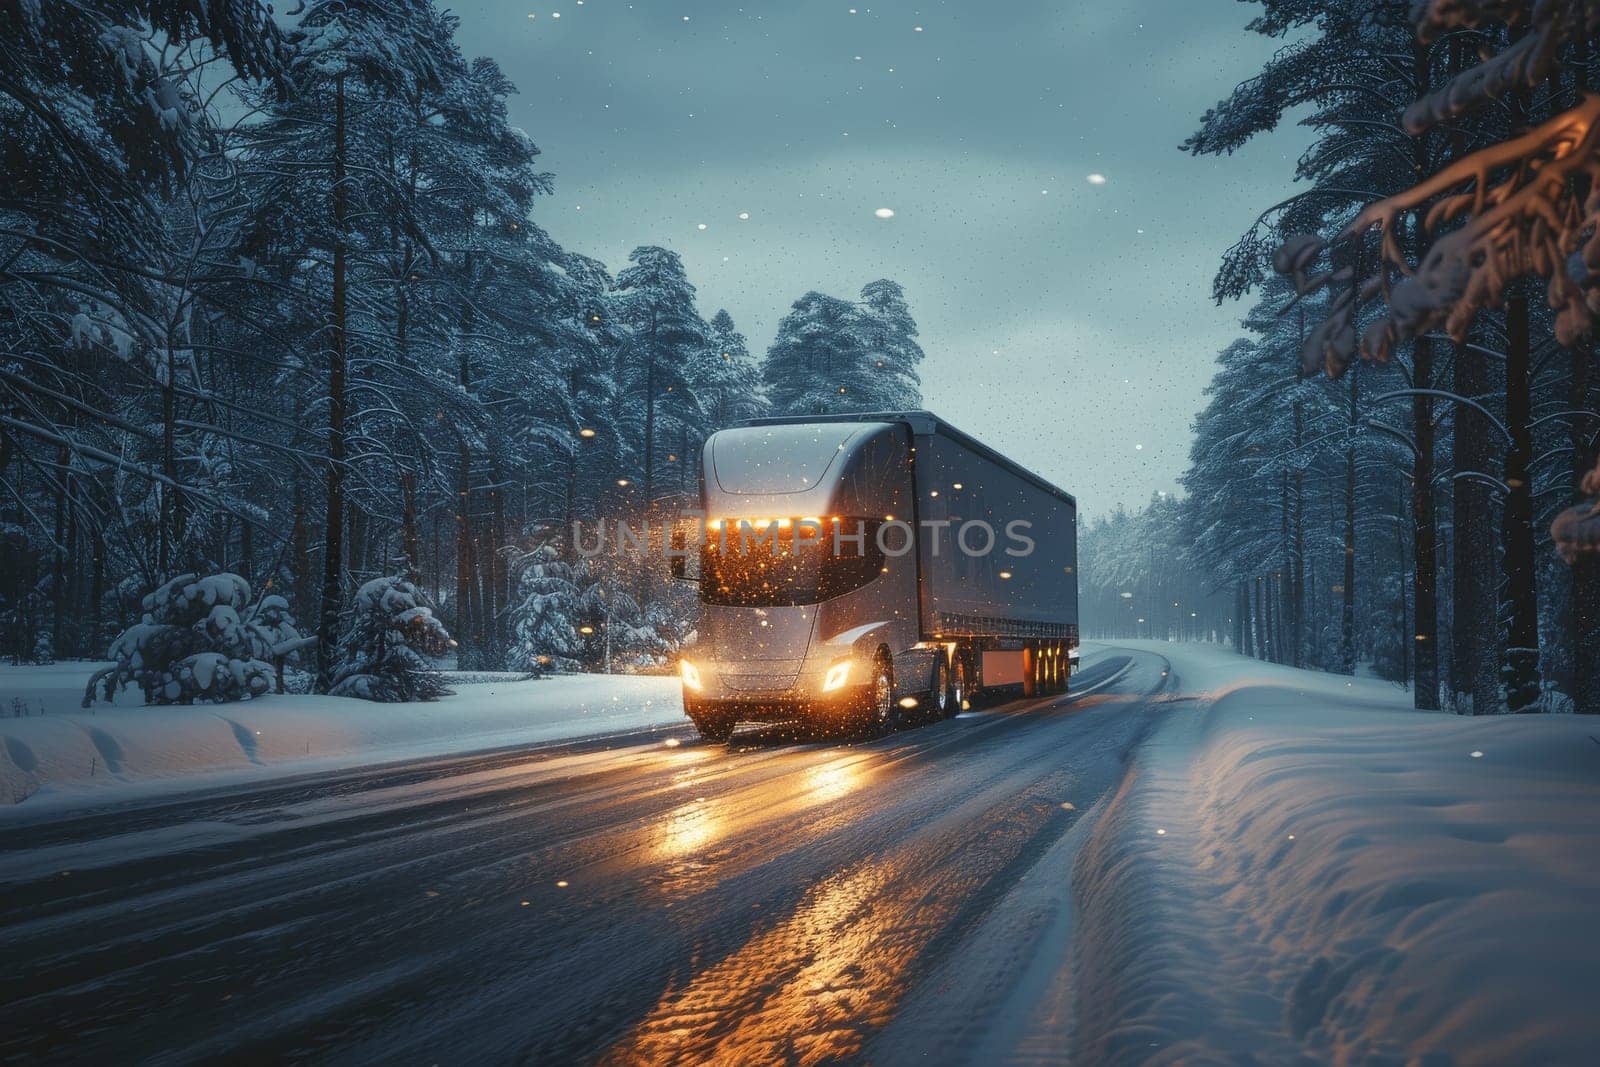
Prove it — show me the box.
[612,247,709,505]
[84,573,301,706]
[762,292,871,415]
[858,280,925,409]
[328,573,453,702]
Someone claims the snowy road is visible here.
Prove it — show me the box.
[0,648,1172,1065]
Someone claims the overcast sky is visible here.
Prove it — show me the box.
[452,1,1310,519]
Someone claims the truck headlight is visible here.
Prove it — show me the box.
[821,659,852,692]
[679,659,703,691]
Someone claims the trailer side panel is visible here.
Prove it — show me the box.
[913,427,1078,639]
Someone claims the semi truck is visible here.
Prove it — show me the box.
[675,410,1078,742]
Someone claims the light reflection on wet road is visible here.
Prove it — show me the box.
[0,648,1172,1065]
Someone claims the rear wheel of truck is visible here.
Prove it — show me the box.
[930,654,950,721]
[934,655,960,723]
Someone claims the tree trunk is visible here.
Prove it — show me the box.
[315,72,350,693]
[1502,287,1541,712]
[51,443,68,656]
[1572,342,1600,712]
[1411,336,1440,707]
[89,523,104,656]
[239,515,252,586]
[1342,367,1359,675]
[643,356,657,505]
[1265,571,1279,663]
[484,455,506,667]
[1234,581,1247,653]
[1451,338,1499,714]
[1292,403,1306,668]
[401,471,419,571]
[1254,576,1267,661]
[159,372,177,576]
[456,440,475,668]
[1397,480,1410,689]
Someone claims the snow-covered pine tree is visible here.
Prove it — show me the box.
[762,291,873,415]
[612,247,710,505]
[858,280,925,409]
[704,310,769,429]
[84,573,294,706]
[506,543,608,674]
[328,574,453,702]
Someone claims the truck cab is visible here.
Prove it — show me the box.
[679,420,925,740]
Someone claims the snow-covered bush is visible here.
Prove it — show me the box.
[328,575,454,702]
[30,628,54,666]
[507,544,599,675]
[84,573,312,707]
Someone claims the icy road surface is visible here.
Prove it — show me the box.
[0,648,1163,1065]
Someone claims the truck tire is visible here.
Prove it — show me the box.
[857,653,898,738]
[947,655,966,716]
[930,654,950,721]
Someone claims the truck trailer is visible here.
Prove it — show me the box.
[676,410,1078,741]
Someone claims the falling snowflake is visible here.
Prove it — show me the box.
[738,211,750,220]
[874,207,895,218]
[1086,173,1107,185]
[696,222,707,230]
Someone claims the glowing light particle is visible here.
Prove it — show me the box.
[1086,173,1107,185]
[874,207,895,218]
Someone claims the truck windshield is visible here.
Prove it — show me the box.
[700,519,886,606]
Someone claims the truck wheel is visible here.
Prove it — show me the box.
[860,654,897,738]
[930,655,950,721]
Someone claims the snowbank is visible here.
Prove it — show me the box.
[1073,641,1600,1065]
[0,662,682,815]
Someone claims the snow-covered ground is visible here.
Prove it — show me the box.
[0,662,682,816]
[1072,640,1600,1065]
